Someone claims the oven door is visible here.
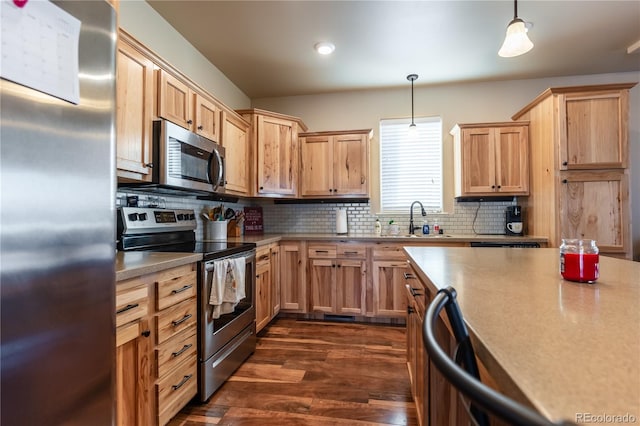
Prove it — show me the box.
[198,250,256,361]
[155,119,225,193]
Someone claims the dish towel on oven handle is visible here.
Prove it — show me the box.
[208,256,246,319]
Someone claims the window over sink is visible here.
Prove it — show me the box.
[379,116,443,213]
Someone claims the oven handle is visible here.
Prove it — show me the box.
[211,326,255,370]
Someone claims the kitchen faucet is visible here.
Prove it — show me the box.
[409,201,427,235]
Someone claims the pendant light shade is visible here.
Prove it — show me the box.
[498,0,533,57]
[407,74,418,136]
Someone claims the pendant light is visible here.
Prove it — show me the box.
[498,0,533,58]
[407,74,418,136]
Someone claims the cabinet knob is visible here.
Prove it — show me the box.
[497,185,502,189]
[407,306,415,314]
[141,330,151,338]
[334,189,338,193]
[259,186,264,190]
[491,185,496,189]
[562,179,568,184]
[144,163,153,168]
[197,125,203,130]
[562,161,568,166]
[329,189,333,192]
[187,119,193,125]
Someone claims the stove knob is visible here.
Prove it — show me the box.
[189,214,195,220]
[177,214,185,220]
[127,213,138,221]
[138,213,147,221]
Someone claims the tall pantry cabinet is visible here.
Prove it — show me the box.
[512,83,636,259]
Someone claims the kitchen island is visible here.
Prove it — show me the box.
[404,246,639,425]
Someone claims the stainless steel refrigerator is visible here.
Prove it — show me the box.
[1,1,116,424]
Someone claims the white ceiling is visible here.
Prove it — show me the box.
[146,1,640,99]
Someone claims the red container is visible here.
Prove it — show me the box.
[560,239,599,283]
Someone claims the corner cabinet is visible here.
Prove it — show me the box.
[116,31,155,182]
[299,129,372,198]
[237,109,308,197]
[512,83,636,258]
[450,122,529,197]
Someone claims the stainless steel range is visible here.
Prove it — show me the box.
[117,207,256,402]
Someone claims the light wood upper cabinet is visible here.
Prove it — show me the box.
[237,109,307,197]
[221,109,251,195]
[116,34,155,182]
[451,122,529,197]
[561,89,629,169]
[157,70,221,142]
[300,129,372,198]
[512,82,636,258]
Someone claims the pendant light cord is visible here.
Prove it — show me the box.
[411,78,415,125]
[513,0,518,19]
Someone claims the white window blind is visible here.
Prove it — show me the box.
[379,116,443,213]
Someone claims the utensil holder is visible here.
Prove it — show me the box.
[206,220,228,240]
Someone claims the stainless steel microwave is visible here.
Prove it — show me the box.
[153,119,225,194]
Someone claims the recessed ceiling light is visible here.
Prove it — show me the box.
[314,42,335,55]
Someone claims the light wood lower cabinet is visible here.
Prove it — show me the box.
[308,243,366,315]
[116,262,198,426]
[279,241,307,312]
[256,243,282,332]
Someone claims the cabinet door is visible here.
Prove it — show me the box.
[336,259,366,315]
[255,259,271,332]
[495,126,529,194]
[279,242,307,312]
[561,90,628,169]
[116,40,154,182]
[372,260,409,317]
[333,133,368,196]
[194,94,220,141]
[116,319,152,426]
[256,115,298,195]
[560,170,629,256]
[309,259,336,313]
[157,70,192,129]
[300,135,333,197]
[221,110,251,195]
[461,128,496,194]
[270,244,281,317]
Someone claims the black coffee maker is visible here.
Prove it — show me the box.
[505,206,524,236]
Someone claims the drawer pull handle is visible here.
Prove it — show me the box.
[343,251,358,255]
[403,273,416,280]
[171,285,193,295]
[315,250,329,253]
[259,255,270,261]
[410,287,422,297]
[172,374,193,391]
[172,314,193,327]
[172,343,193,358]
[116,303,139,315]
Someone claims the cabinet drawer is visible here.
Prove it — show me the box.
[256,246,271,267]
[116,284,148,327]
[116,320,140,347]
[308,244,337,259]
[156,356,197,426]
[156,326,197,379]
[337,244,367,259]
[156,271,197,310]
[372,244,408,260]
[156,297,197,345]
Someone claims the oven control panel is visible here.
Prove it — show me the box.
[118,207,196,235]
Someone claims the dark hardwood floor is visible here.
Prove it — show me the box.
[169,317,417,425]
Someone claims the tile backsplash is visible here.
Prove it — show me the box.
[117,190,517,237]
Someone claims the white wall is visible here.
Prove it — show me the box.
[253,72,640,259]
[119,1,250,110]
